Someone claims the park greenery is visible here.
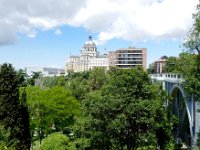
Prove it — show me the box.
[0,2,199,150]
[0,65,176,150]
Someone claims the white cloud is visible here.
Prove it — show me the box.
[0,0,198,46]
[54,29,62,35]
[27,30,37,38]
[71,0,199,43]
[0,0,86,46]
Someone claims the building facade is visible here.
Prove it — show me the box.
[115,47,147,69]
[26,67,65,77]
[66,36,109,73]
[66,37,147,73]
[153,56,167,73]
[108,51,117,67]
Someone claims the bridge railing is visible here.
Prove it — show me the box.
[150,73,182,79]
[150,73,183,84]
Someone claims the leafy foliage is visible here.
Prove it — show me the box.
[182,2,200,101]
[147,63,154,74]
[17,69,28,87]
[66,71,90,100]
[25,86,80,144]
[42,76,66,88]
[78,67,173,150]
[40,132,76,150]
[0,64,176,149]
[0,123,15,150]
[184,2,200,55]
[66,67,107,100]
[28,71,42,86]
[165,56,179,73]
[165,51,200,100]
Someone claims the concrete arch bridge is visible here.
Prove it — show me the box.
[151,73,200,148]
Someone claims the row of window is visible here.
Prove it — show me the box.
[116,61,142,64]
[117,65,142,68]
[117,58,142,61]
[117,54,143,58]
[117,50,143,53]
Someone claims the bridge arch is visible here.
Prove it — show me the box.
[169,84,193,146]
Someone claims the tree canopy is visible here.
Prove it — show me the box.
[184,3,200,55]
[25,86,80,144]
[40,132,76,150]
[183,2,200,101]
[76,67,173,150]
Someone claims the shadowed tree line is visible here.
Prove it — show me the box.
[0,64,31,150]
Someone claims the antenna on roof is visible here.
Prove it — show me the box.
[88,35,92,41]
[88,29,92,41]
[104,40,108,54]
[69,50,71,57]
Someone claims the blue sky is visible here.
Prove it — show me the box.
[0,0,198,69]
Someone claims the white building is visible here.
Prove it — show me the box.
[66,36,109,73]
[26,67,65,77]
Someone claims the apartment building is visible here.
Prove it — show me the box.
[153,56,167,73]
[115,47,147,69]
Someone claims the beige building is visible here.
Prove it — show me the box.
[66,36,109,73]
[115,47,147,69]
[153,56,167,73]
[66,56,82,72]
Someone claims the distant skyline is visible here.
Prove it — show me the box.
[0,0,199,69]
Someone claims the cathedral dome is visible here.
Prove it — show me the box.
[84,35,96,46]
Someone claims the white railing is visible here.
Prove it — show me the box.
[150,73,183,84]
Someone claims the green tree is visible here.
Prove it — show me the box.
[81,67,173,150]
[177,52,196,74]
[0,123,15,150]
[165,56,179,73]
[165,52,196,74]
[17,69,28,87]
[183,2,200,101]
[46,86,80,131]
[88,67,107,91]
[40,132,76,150]
[67,71,90,100]
[184,2,200,55]
[42,76,66,88]
[67,68,108,101]
[24,86,47,145]
[147,63,154,74]
[18,89,31,149]
[26,86,80,144]
[28,71,42,86]
[0,63,31,150]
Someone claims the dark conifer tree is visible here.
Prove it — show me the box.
[16,90,31,149]
[0,63,31,149]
